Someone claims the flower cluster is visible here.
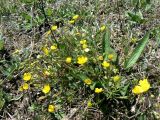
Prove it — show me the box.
[19,14,151,114]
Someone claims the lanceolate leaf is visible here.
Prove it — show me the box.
[102,28,117,62]
[102,28,111,53]
[124,32,150,69]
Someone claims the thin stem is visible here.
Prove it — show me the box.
[39,0,58,45]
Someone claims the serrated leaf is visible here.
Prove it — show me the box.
[124,32,150,69]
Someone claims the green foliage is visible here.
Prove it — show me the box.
[0,0,159,119]
[124,32,150,69]
[102,28,117,62]
[127,10,144,23]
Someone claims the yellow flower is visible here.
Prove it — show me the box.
[132,86,144,94]
[66,57,72,63]
[50,45,57,50]
[22,83,29,90]
[23,72,31,81]
[48,104,55,113]
[42,47,49,55]
[113,75,121,82]
[139,79,150,92]
[77,56,88,65]
[98,56,103,61]
[132,79,150,94]
[45,30,51,36]
[131,38,137,43]
[72,15,79,20]
[102,61,110,68]
[75,32,81,36]
[80,39,87,44]
[51,25,57,31]
[95,88,103,93]
[108,54,114,60]
[84,78,92,85]
[19,86,23,91]
[82,44,87,49]
[42,84,51,94]
[44,70,50,76]
[69,20,75,24]
[100,25,106,32]
[87,101,92,107]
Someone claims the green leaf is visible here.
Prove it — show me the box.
[102,28,117,62]
[124,32,150,69]
[0,35,4,50]
[78,74,87,81]
[120,84,130,96]
[128,10,144,23]
[90,82,96,90]
[102,28,111,53]
[21,12,31,21]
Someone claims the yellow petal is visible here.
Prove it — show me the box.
[77,56,88,65]
[102,61,110,68]
[66,57,72,63]
[42,84,51,94]
[132,85,143,94]
[50,45,57,50]
[80,39,86,44]
[139,79,150,92]
[48,104,55,112]
[51,25,57,31]
[69,20,75,24]
[100,26,106,32]
[87,101,92,107]
[72,15,79,20]
[108,54,114,60]
[95,88,103,93]
[23,73,31,81]
[22,83,29,90]
[98,56,103,61]
[113,75,120,82]
[42,47,49,55]
[84,79,92,85]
